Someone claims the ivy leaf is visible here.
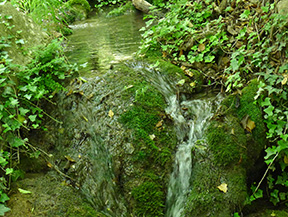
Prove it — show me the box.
[0,157,8,167]
[19,107,29,116]
[9,97,18,106]
[0,193,9,203]
[264,105,274,117]
[231,58,239,72]
[28,115,37,122]
[0,204,10,216]
[10,137,25,148]
[15,39,25,45]
[5,168,13,175]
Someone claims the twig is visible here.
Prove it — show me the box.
[253,152,279,195]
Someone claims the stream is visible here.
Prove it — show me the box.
[61,10,222,216]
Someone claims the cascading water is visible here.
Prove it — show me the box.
[130,61,222,216]
[165,99,217,217]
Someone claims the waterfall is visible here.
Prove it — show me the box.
[165,99,216,217]
[130,61,222,216]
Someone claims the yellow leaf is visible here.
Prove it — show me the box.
[217,183,228,193]
[198,43,205,52]
[231,128,235,135]
[149,134,156,140]
[282,75,288,85]
[177,79,186,86]
[82,115,88,122]
[284,155,288,164]
[184,70,194,77]
[108,110,114,118]
[190,82,196,87]
[246,119,256,133]
[156,120,163,128]
[47,162,53,168]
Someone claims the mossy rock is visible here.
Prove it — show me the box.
[65,0,91,21]
[207,115,247,167]
[132,180,165,216]
[184,154,247,217]
[184,80,267,216]
[107,2,135,17]
[0,3,48,65]
[6,172,102,217]
[221,79,267,169]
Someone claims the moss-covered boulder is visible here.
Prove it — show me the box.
[6,172,102,217]
[184,80,267,216]
[0,3,48,65]
[65,0,91,21]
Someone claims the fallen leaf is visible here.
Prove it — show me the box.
[231,128,235,135]
[217,183,228,193]
[184,70,194,77]
[156,120,163,128]
[198,43,205,52]
[177,79,186,86]
[179,49,184,56]
[180,65,186,71]
[65,155,76,163]
[108,110,114,118]
[284,155,288,164]
[149,134,156,140]
[282,74,288,85]
[47,162,53,168]
[246,119,256,133]
[190,82,196,87]
[18,188,32,194]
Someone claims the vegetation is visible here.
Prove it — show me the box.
[120,80,177,216]
[0,2,77,215]
[139,0,288,213]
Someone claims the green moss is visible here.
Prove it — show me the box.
[184,161,247,216]
[67,0,91,13]
[207,115,247,167]
[237,79,267,158]
[120,81,176,164]
[132,181,165,217]
[119,79,177,216]
[221,79,267,167]
[107,2,134,17]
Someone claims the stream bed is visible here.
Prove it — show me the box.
[8,9,223,217]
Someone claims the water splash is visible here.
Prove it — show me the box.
[165,99,217,217]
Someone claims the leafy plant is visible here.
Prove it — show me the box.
[140,0,288,210]
[95,0,127,10]
[0,34,76,214]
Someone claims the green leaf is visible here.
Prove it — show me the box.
[9,97,18,106]
[231,58,239,72]
[0,157,8,167]
[19,107,29,116]
[0,204,10,216]
[264,105,274,117]
[28,115,37,122]
[10,137,25,148]
[5,168,13,175]
[15,39,24,45]
[0,193,9,203]
[18,188,32,194]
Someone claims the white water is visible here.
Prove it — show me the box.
[165,99,216,217]
[128,61,222,216]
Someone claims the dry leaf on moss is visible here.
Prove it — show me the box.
[108,110,114,118]
[217,183,228,193]
[198,43,205,52]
